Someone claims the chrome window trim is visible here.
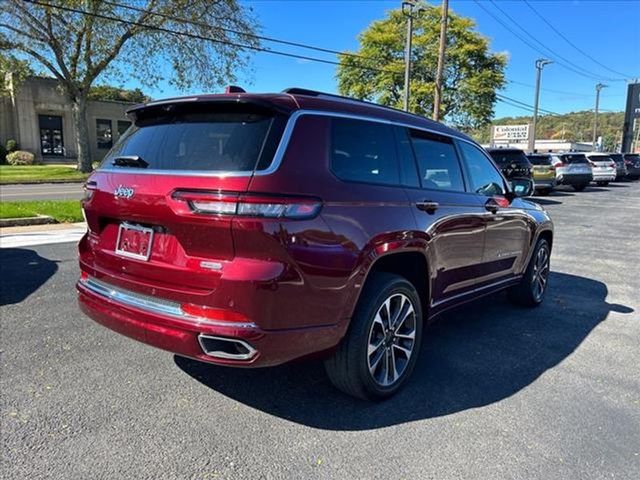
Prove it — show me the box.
[80,276,257,329]
[96,109,479,178]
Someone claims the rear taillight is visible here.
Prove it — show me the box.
[171,191,322,220]
[83,180,97,201]
[609,163,616,169]
[555,162,565,168]
[180,303,248,322]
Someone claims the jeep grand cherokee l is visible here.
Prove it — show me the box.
[77,88,553,400]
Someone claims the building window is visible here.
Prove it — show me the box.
[39,115,64,156]
[117,120,132,138]
[96,119,113,149]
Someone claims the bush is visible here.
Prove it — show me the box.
[6,150,35,166]
[6,139,18,152]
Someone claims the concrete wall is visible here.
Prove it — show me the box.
[0,75,134,162]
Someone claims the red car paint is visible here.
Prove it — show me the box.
[77,89,553,367]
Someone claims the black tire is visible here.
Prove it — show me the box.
[508,238,551,308]
[324,272,423,401]
[596,181,609,186]
[572,184,587,192]
[536,188,550,196]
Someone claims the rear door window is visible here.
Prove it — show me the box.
[102,106,283,172]
[330,118,400,185]
[408,130,464,192]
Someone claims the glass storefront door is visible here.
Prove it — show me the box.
[39,115,64,156]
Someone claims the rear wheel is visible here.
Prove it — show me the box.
[536,188,550,196]
[508,238,550,307]
[324,272,423,401]
[596,181,609,186]
[573,184,587,192]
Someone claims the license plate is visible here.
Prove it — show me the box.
[115,222,154,261]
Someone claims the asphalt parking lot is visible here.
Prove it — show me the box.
[2,181,639,479]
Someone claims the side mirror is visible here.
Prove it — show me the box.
[509,178,534,198]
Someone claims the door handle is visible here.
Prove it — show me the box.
[416,201,439,213]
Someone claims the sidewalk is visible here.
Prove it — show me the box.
[0,222,86,248]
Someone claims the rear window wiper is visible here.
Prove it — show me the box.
[112,155,149,168]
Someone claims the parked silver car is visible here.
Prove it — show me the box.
[608,153,628,180]
[585,153,617,186]
[550,153,593,191]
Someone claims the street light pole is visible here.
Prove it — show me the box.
[433,0,449,121]
[592,83,607,150]
[528,58,553,153]
[402,1,424,112]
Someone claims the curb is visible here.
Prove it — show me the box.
[0,215,57,227]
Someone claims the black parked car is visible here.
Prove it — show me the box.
[623,153,640,180]
[485,148,533,182]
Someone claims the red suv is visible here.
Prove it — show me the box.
[77,88,553,400]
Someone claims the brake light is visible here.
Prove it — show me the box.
[555,162,565,168]
[171,191,322,219]
[609,163,616,168]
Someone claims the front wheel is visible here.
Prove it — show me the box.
[508,238,551,307]
[324,272,423,401]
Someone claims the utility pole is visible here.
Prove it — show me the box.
[592,83,607,150]
[433,0,449,121]
[528,58,553,153]
[402,1,424,112]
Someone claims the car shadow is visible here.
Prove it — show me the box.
[175,272,632,430]
[0,248,58,306]
[585,187,610,192]
[546,189,574,196]
[607,182,629,187]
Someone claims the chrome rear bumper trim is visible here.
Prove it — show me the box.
[79,276,257,329]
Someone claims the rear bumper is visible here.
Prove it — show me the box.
[557,173,592,185]
[77,277,342,367]
[533,178,556,189]
[592,172,617,182]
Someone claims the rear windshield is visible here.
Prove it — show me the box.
[559,154,589,164]
[588,155,612,163]
[102,105,284,172]
[488,150,531,166]
[527,155,552,165]
[624,154,639,160]
[609,154,623,163]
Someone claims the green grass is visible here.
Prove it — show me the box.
[0,165,88,184]
[0,200,84,223]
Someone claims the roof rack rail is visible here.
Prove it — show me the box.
[281,87,426,119]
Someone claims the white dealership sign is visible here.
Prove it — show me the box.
[492,124,530,141]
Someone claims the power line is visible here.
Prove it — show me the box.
[522,0,635,79]
[487,0,626,82]
[496,93,561,115]
[98,0,380,65]
[472,0,624,82]
[20,0,403,78]
[507,80,623,98]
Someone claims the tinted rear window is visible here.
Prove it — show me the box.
[588,155,612,163]
[488,150,531,166]
[330,118,399,185]
[102,107,283,172]
[624,154,639,161]
[609,154,623,163]
[527,155,552,165]
[559,154,589,164]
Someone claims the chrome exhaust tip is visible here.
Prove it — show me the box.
[197,334,257,361]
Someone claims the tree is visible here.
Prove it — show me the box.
[0,51,33,96]
[88,85,151,103]
[0,0,259,172]
[337,5,506,130]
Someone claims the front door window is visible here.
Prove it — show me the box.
[39,115,64,156]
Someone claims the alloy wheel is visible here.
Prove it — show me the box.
[366,293,417,387]
[531,245,550,301]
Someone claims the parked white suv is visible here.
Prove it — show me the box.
[551,153,593,191]
[585,153,617,186]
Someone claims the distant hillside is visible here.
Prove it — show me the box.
[470,110,625,151]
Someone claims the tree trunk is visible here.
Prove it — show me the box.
[71,96,92,173]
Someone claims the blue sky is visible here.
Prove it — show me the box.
[142,0,640,119]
